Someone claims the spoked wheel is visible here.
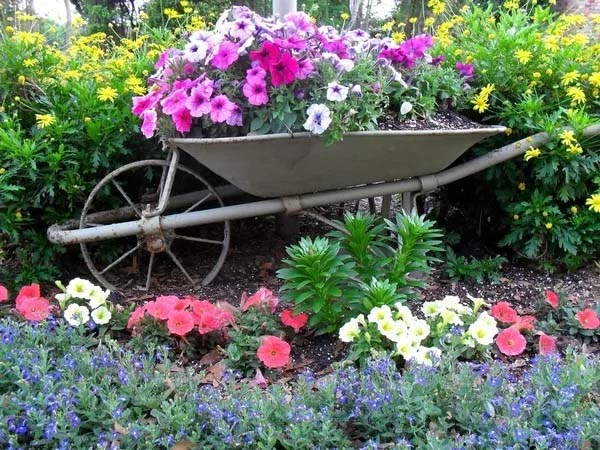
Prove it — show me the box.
[79,159,230,292]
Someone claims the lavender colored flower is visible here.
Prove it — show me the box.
[456,62,475,79]
[326,82,349,102]
[303,104,332,135]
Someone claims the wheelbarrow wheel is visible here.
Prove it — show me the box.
[79,159,230,292]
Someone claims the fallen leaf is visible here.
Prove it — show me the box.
[114,422,129,435]
[198,349,222,367]
[172,440,193,450]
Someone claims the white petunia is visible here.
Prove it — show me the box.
[303,104,332,135]
[440,309,464,326]
[377,318,401,341]
[184,39,209,62]
[413,346,442,366]
[91,306,112,325]
[477,312,497,328]
[394,303,413,322]
[395,335,417,360]
[467,317,498,346]
[64,304,90,327]
[409,319,431,342]
[422,301,442,317]
[66,278,95,300]
[55,293,70,308]
[467,294,488,314]
[326,82,349,102]
[336,59,355,72]
[367,305,392,324]
[88,286,110,309]
[339,317,362,343]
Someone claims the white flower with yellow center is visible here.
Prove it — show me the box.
[66,278,95,300]
[367,305,392,324]
[461,335,476,348]
[477,312,497,328]
[409,319,431,342]
[377,317,401,341]
[413,346,442,366]
[395,335,417,360]
[64,304,90,327]
[55,293,70,308]
[394,303,413,321]
[422,301,442,317]
[91,306,112,325]
[339,317,363,343]
[440,296,472,315]
[467,318,498,346]
[440,309,464,326]
[88,286,110,309]
[466,294,488,314]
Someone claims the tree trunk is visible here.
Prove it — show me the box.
[64,0,72,42]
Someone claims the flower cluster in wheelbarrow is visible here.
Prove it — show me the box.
[132,6,471,144]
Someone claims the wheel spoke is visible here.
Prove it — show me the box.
[111,179,142,218]
[184,192,213,213]
[145,252,156,291]
[165,248,196,285]
[84,222,103,228]
[100,243,141,275]
[173,234,223,245]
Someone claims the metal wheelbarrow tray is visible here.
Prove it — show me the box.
[47,124,600,291]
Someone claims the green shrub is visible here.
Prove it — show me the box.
[444,247,507,282]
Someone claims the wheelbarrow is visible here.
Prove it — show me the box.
[47,125,600,291]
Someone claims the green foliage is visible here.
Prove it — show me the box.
[277,211,443,334]
[445,247,507,282]
[437,2,600,267]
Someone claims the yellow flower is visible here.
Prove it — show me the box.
[587,194,600,213]
[488,33,496,39]
[15,211,23,221]
[518,182,526,191]
[545,223,553,230]
[14,96,20,102]
[571,206,578,214]
[35,114,55,128]
[566,86,585,105]
[5,25,15,34]
[542,211,548,217]
[513,214,520,220]
[566,143,583,155]
[589,72,600,88]
[471,96,489,113]
[17,75,26,84]
[504,0,519,9]
[23,58,37,67]
[424,17,435,27]
[392,32,405,43]
[409,17,418,24]
[382,21,394,32]
[514,49,532,64]
[340,12,350,20]
[524,147,541,161]
[183,7,193,14]
[0,168,5,175]
[164,8,182,19]
[546,68,553,76]
[561,71,579,86]
[84,117,92,122]
[97,86,118,102]
[559,130,575,146]
[139,11,149,20]
[505,127,513,136]
[532,72,541,79]
[481,83,495,97]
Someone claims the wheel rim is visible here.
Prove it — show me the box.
[79,160,230,292]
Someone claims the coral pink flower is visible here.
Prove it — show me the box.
[269,53,299,87]
[496,328,527,356]
[490,302,518,324]
[0,285,8,302]
[242,79,268,106]
[545,290,559,309]
[16,283,41,302]
[197,312,223,334]
[511,315,536,332]
[146,301,172,321]
[240,288,279,313]
[191,300,217,317]
[173,297,192,311]
[140,109,157,138]
[209,95,236,123]
[257,336,291,368]
[538,333,557,355]
[280,309,309,332]
[127,305,147,329]
[172,107,193,133]
[167,310,195,336]
[576,308,600,330]
[250,42,281,69]
[16,296,51,322]
[210,41,240,70]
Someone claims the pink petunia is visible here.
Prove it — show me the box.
[250,42,281,69]
[146,300,172,321]
[280,309,309,332]
[127,305,147,329]
[246,66,266,80]
[242,78,269,106]
[16,296,51,322]
[132,91,162,116]
[0,285,8,302]
[490,302,518,324]
[511,315,536,332]
[197,312,223,334]
[160,89,189,115]
[140,109,157,138]
[172,107,193,133]
[545,290,559,309]
[210,41,240,70]
[284,11,314,34]
[226,104,243,126]
[274,35,307,50]
[496,327,527,356]
[576,308,600,330]
[269,53,299,87]
[538,333,557,355]
[400,34,434,61]
[186,86,212,117]
[296,59,314,80]
[257,336,291,369]
[240,287,279,313]
[167,310,195,336]
[209,95,236,123]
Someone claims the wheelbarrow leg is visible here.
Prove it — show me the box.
[401,192,416,212]
[276,213,299,241]
[381,194,392,219]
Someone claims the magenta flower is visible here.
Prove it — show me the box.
[284,11,314,34]
[173,78,195,90]
[186,86,212,117]
[172,107,193,133]
[226,104,243,126]
[210,95,236,123]
[456,62,475,79]
[250,42,281,70]
[210,41,240,70]
[140,109,157,138]
[322,39,349,59]
[400,34,434,60]
[229,18,255,41]
[246,66,267,80]
[154,49,173,69]
[296,59,314,80]
[274,35,307,50]
[161,89,189,115]
[132,91,162,116]
[431,55,446,65]
[243,79,269,106]
[269,53,299,87]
